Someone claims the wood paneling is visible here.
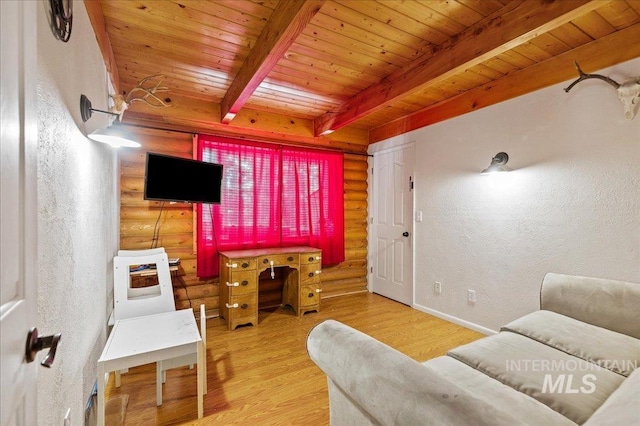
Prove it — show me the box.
[102,292,484,425]
[86,0,640,145]
[313,0,603,135]
[121,93,369,154]
[369,22,640,142]
[119,127,369,312]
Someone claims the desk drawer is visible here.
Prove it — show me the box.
[301,264,321,283]
[226,270,256,296]
[301,252,322,264]
[257,254,299,268]
[225,258,256,271]
[227,293,257,321]
[301,284,321,307]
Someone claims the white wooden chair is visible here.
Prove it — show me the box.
[117,247,166,257]
[111,249,207,398]
[112,250,176,385]
[113,251,175,321]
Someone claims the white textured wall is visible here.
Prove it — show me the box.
[36,1,118,424]
[372,58,640,333]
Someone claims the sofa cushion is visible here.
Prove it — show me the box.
[501,310,640,377]
[448,331,624,424]
[424,356,576,425]
[583,367,640,425]
[540,273,640,340]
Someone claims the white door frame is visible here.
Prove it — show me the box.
[367,140,415,306]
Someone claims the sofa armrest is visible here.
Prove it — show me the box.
[306,320,522,425]
[540,273,640,339]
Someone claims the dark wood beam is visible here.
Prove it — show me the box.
[83,0,121,95]
[369,23,640,143]
[314,0,606,136]
[220,0,325,124]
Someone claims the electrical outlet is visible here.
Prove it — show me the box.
[434,281,442,294]
[467,289,476,303]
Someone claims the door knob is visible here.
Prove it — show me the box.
[25,327,62,368]
[402,231,409,237]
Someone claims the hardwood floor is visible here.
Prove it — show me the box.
[105,292,484,425]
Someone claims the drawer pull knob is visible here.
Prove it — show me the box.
[226,263,238,268]
[241,303,248,309]
[263,259,269,264]
[308,272,314,278]
[308,256,314,262]
[225,303,238,309]
[308,293,314,298]
[241,262,249,268]
[226,282,239,287]
[316,288,322,293]
[241,280,249,286]
[287,256,294,261]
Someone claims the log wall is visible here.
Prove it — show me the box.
[119,127,369,313]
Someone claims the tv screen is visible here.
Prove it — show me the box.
[144,152,223,204]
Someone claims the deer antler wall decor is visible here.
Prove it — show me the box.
[109,74,171,120]
[564,62,640,120]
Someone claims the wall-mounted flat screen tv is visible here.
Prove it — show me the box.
[144,152,223,204]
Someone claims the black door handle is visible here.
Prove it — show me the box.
[25,328,61,368]
[402,231,409,237]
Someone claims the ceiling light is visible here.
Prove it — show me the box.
[482,152,510,174]
[80,94,140,148]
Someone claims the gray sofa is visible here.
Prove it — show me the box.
[307,273,640,425]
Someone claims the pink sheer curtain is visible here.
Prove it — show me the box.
[197,136,281,277]
[280,147,344,265]
[196,135,344,278]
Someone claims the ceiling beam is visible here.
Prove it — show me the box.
[314,0,607,136]
[83,0,121,95]
[220,0,325,124]
[369,23,640,143]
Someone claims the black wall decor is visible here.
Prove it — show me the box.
[49,0,72,42]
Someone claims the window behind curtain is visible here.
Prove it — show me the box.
[197,135,344,278]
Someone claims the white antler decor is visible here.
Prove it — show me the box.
[564,62,640,120]
[109,74,171,120]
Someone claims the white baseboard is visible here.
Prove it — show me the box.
[412,303,498,336]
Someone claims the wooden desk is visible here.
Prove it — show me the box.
[219,247,322,330]
[97,309,204,425]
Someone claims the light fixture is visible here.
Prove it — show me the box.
[481,152,510,174]
[80,94,140,148]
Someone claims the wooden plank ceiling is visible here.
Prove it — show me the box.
[85,0,640,147]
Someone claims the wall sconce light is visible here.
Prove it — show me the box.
[481,152,511,174]
[80,94,140,148]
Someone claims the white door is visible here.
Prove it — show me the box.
[370,144,414,305]
[1,1,39,425]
